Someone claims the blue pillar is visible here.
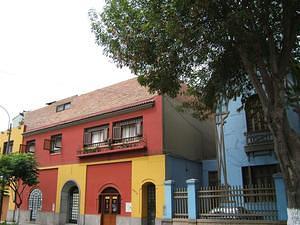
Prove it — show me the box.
[164,180,175,220]
[186,179,199,220]
[273,173,287,221]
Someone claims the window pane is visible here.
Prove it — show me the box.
[56,105,64,112]
[122,124,137,138]
[51,135,62,152]
[64,103,71,110]
[92,131,101,143]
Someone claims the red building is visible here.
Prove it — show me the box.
[11,78,215,225]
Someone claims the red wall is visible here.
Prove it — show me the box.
[24,96,163,167]
[85,162,131,216]
[21,169,58,212]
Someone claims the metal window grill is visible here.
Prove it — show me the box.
[69,189,79,223]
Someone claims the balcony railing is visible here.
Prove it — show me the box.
[77,136,146,157]
[244,131,274,154]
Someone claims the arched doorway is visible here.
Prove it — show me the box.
[142,182,156,225]
[60,181,80,224]
[28,189,42,221]
[99,187,120,225]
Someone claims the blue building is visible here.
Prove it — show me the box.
[163,94,298,223]
[223,94,300,186]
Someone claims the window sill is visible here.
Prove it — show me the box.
[50,152,61,156]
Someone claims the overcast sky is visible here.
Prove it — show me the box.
[0,0,134,131]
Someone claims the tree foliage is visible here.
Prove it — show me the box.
[90,0,300,220]
[0,153,39,209]
[90,0,299,111]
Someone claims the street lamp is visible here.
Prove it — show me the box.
[0,105,11,222]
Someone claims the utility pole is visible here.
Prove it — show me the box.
[0,105,11,222]
[215,99,229,187]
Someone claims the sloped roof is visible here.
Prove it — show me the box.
[24,78,157,132]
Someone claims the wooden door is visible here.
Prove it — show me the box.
[101,194,120,225]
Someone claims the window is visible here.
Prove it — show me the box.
[242,164,279,187]
[3,141,13,154]
[208,171,218,186]
[84,125,109,147]
[26,140,36,153]
[56,102,71,112]
[242,165,279,202]
[43,134,62,153]
[245,95,268,132]
[113,118,143,142]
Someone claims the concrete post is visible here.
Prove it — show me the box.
[186,179,199,221]
[164,180,175,220]
[273,173,288,221]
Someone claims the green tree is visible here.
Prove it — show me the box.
[0,153,39,224]
[90,0,300,223]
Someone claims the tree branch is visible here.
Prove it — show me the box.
[238,46,269,108]
[278,2,299,76]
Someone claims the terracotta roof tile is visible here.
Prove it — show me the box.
[24,78,156,132]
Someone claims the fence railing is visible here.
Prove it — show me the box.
[197,185,277,220]
[173,187,188,219]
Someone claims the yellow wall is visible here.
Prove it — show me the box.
[0,125,24,154]
[8,190,15,211]
[0,125,25,211]
[55,164,87,214]
[131,155,165,219]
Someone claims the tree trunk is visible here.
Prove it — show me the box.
[288,208,300,225]
[16,207,20,225]
[271,107,300,224]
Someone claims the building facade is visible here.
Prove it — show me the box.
[11,79,215,225]
[0,114,25,221]
[223,95,300,186]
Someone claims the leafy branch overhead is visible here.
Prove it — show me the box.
[90,0,300,220]
[90,0,300,114]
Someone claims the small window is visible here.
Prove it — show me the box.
[242,165,279,202]
[26,140,36,153]
[113,117,143,143]
[56,102,71,112]
[245,95,268,132]
[50,134,62,153]
[242,164,279,187]
[84,125,109,147]
[3,141,13,154]
[208,171,218,186]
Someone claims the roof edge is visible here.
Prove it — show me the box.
[23,99,155,137]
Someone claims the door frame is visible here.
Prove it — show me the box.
[28,188,42,221]
[141,182,156,225]
[99,187,121,225]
